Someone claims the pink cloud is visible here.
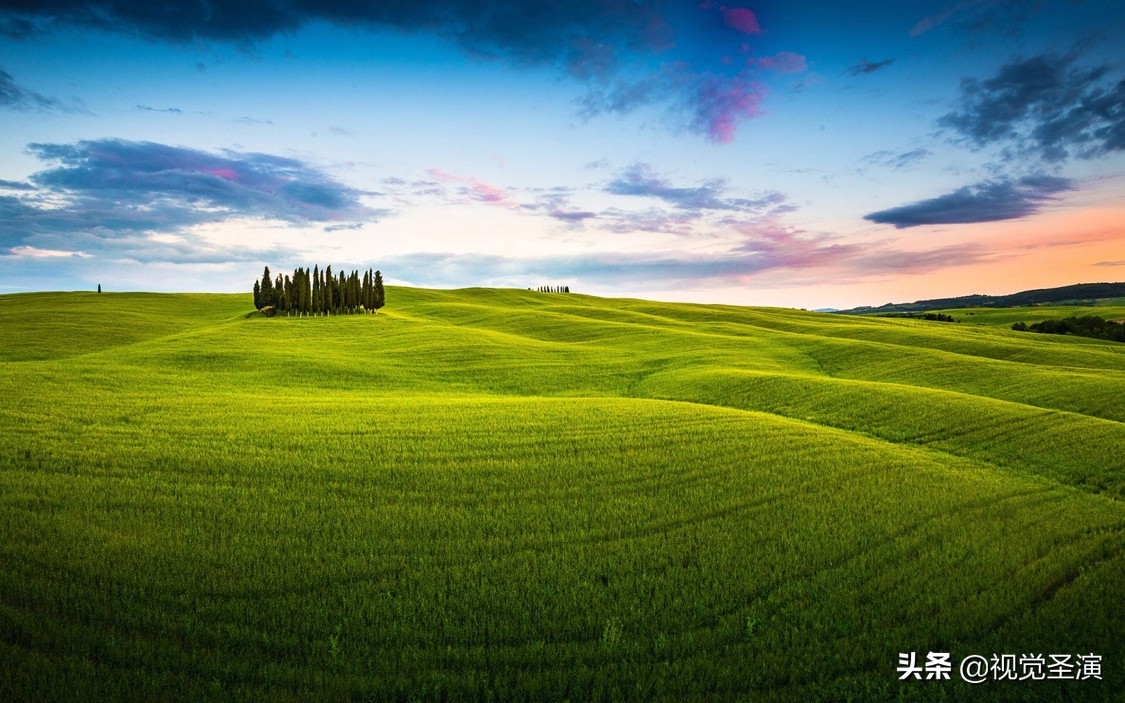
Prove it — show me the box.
[426,167,514,206]
[207,168,239,181]
[722,7,763,35]
[754,51,807,73]
[693,76,767,143]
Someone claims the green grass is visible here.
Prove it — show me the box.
[1,289,1122,701]
[923,303,1125,329]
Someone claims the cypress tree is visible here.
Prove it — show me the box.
[325,266,333,315]
[302,267,311,317]
[260,266,274,308]
[312,264,321,317]
[253,280,261,309]
[373,270,385,313]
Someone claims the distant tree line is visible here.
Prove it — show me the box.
[922,313,955,322]
[1012,315,1125,342]
[531,285,571,293]
[877,312,957,322]
[253,265,384,316]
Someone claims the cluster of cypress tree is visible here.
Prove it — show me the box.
[532,285,570,293]
[253,265,384,316]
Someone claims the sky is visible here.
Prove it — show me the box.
[1,1,1123,309]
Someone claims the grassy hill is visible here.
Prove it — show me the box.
[1,288,1122,701]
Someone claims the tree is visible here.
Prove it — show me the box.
[373,270,385,313]
[260,266,274,308]
[253,280,261,309]
[301,267,311,317]
[97,283,102,294]
[312,265,321,316]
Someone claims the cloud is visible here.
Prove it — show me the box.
[0,67,64,111]
[136,104,181,114]
[864,175,1073,228]
[753,51,807,74]
[909,0,983,36]
[1093,260,1125,267]
[721,7,762,35]
[692,74,767,142]
[847,58,894,76]
[548,210,598,223]
[598,207,699,235]
[5,245,90,258]
[909,0,1042,40]
[606,162,786,212]
[862,148,930,170]
[426,167,513,205]
[939,52,1125,162]
[0,1,673,65]
[0,139,387,267]
[0,179,34,190]
[27,139,378,223]
[1,2,802,144]
[384,232,992,290]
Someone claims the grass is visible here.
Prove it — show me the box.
[1,288,1122,701]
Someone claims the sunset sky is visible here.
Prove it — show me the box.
[1,0,1123,309]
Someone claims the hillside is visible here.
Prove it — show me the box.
[837,281,1125,315]
[1,289,1122,701]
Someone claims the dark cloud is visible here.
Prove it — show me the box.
[1093,260,1125,267]
[0,13,37,38]
[847,58,894,76]
[910,0,1043,41]
[939,52,1125,162]
[0,67,63,111]
[1,139,386,263]
[864,175,1072,228]
[0,179,34,190]
[27,139,376,223]
[0,1,799,143]
[0,1,674,66]
[606,162,786,212]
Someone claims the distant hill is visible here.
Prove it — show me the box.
[837,282,1125,315]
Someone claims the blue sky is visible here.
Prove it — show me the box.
[1,0,1123,308]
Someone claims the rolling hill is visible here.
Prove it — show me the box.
[0,288,1122,701]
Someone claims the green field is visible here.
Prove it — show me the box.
[1,289,1122,701]
[900,302,1125,329]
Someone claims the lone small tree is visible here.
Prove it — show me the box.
[97,284,102,294]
